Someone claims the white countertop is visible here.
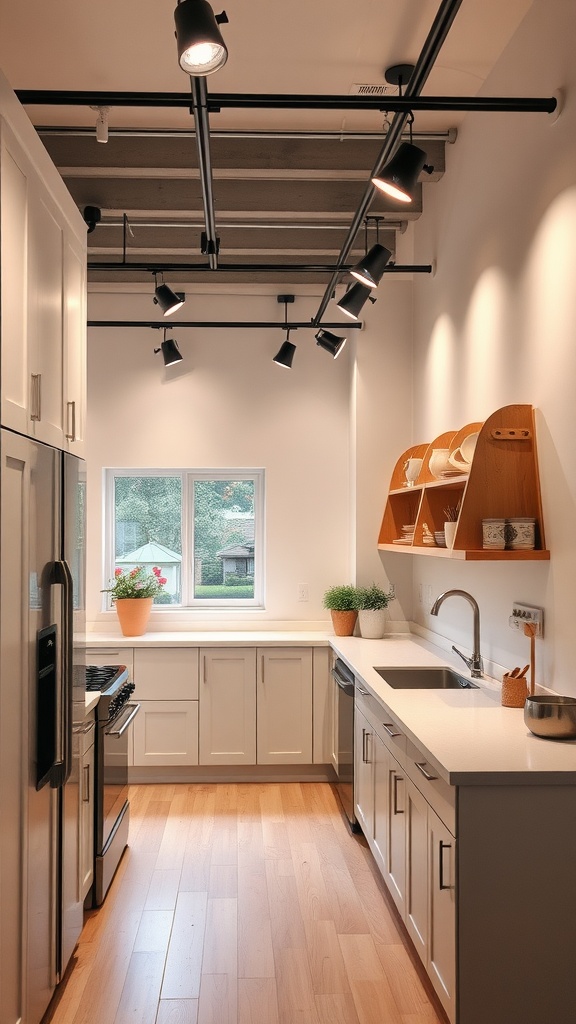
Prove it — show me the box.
[85,692,99,714]
[331,635,576,785]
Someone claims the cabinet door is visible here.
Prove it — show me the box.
[1,119,31,434]
[372,730,390,876]
[27,176,64,447]
[62,227,87,456]
[385,756,407,917]
[79,726,95,900]
[405,778,429,963]
[199,648,256,765]
[133,700,199,766]
[257,648,312,764]
[428,807,456,1021]
[354,707,374,838]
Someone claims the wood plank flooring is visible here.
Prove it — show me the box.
[47,783,445,1024]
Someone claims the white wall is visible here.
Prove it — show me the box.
[86,288,357,630]
[407,0,576,692]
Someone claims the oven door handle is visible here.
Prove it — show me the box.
[105,702,140,737]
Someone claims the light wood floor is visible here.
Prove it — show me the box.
[48,783,445,1024]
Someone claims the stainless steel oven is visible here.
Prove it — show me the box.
[85,665,140,906]
[331,658,359,831]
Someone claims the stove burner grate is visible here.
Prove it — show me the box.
[85,664,126,692]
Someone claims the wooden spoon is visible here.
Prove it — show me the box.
[509,667,521,677]
[517,664,530,679]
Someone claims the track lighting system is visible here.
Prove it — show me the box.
[174,0,229,76]
[154,328,183,366]
[82,205,101,234]
[90,105,110,143]
[152,272,185,316]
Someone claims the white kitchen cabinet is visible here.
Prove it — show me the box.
[313,647,332,765]
[132,648,199,767]
[354,706,374,838]
[79,718,95,900]
[384,745,407,918]
[133,700,199,767]
[405,777,429,965]
[199,648,256,765]
[0,83,87,452]
[256,648,312,764]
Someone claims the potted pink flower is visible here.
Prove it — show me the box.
[102,565,168,635]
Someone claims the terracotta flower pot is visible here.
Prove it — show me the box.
[330,609,358,637]
[114,597,153,637]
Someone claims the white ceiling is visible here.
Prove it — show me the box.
[0,0,534,132]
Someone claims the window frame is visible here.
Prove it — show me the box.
[104,467,265,610]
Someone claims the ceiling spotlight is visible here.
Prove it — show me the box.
[154,330,183,367]
[174,0,229,76]
[350,243,392,290]
[153,272,185,316]
[315,329,347,359]
[336,282,376,321]
[273,339,296,369]
[83,205,101,233]
[273,293,296,368]
[372,141,429,203]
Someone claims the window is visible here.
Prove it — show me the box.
[105,469,264,608]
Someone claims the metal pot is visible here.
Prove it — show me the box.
[524,694,576,740]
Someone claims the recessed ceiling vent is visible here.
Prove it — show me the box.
[349,83,395,96]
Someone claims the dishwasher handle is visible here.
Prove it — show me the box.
[331,666,355,697]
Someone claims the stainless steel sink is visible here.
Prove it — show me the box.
[373,666,479,689]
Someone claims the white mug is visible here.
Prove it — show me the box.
[404,457,423,487]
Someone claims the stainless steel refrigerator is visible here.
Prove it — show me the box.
[0,427,86,1024]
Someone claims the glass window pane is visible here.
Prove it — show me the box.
[193,479,255,600]
[114,475,182,604]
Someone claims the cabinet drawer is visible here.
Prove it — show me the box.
[355,686,407,762]
[405,740,455,835]
[133,648,199,700]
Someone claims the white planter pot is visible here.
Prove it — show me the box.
[358,608,387,639]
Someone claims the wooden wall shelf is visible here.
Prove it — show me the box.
[378,405,549,561]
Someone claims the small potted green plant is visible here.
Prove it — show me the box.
[357,583,395,639]
[323,584,361,636]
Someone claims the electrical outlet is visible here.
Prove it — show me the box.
[297,583,309,602]
[509,603,543,637]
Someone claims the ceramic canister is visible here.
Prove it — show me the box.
[482,518,506,550]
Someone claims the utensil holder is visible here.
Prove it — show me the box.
[501,673,528,708]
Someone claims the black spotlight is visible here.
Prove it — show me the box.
[336,282,376,321]
[372,141,429,203]
[174,0,229,76]
[349,243,392,290]
[83,205,101,233]
[153,273,185,316]
[154,336,183,367]
[315,329,347,359]
[273,339,296,369]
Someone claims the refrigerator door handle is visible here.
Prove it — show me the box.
[50,559,74,786]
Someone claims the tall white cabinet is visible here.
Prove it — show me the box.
[0,73,87,456]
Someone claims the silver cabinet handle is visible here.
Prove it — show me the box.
[392,773,404,814]
[66,400,76,441]
[415,761,438,781]
[261,654,265,684]
[203,655,207,683]
[383,722,401,738]
[362,727,371,764]
[439,840,453,890]
[31,373,42,421]
[82,764,90,802]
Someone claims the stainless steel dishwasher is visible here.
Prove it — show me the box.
[331,658,359,831]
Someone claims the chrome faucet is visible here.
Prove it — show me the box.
[430,589,483,678]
